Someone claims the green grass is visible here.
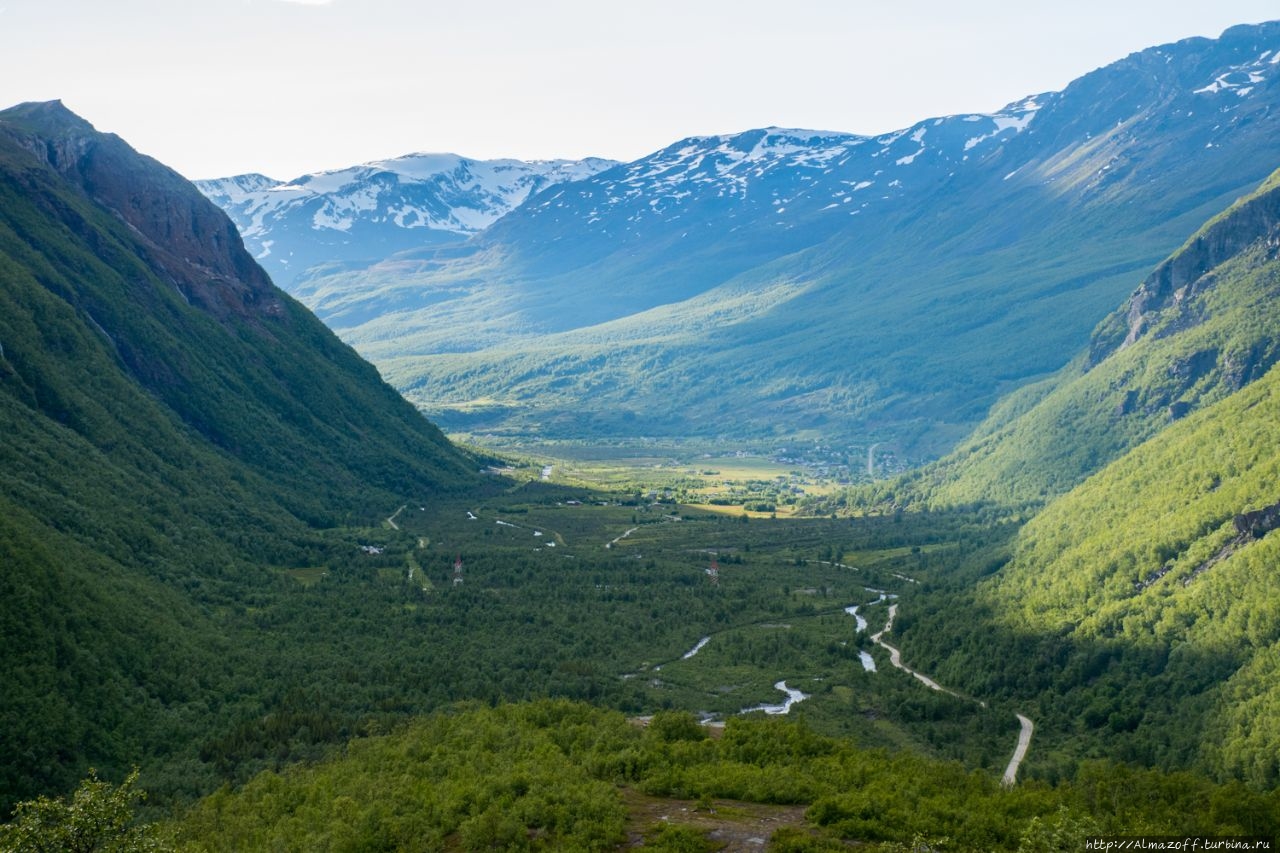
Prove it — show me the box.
[283,567,328,586]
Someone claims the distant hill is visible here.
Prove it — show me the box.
[0,100,476,810]
[202,22,1280,457]
[196,153,618,289]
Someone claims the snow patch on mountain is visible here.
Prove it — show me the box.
[964,103,1041,151]
[596,128,867,206]
[197,153,618,286]
[1193,45,1279,96]
[508,97,1049,239]
[199,154,618,241]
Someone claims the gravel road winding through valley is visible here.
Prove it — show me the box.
[868,602,1034,785]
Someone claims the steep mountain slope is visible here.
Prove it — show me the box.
[879,171,1280,786]
[901,359,1280,787]
[265,22,1280,455]
[905,167,1280,507]
[196,153,617,289]
[0,101,476,810]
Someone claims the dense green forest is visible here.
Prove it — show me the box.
[6,101,1280,850]
[830,168,1280,792]
[11,480,1280,848]
[12,702,1277,852]
[158,701,1277,851]
[892,363,1280,787]
[0,101,473,814]
[2,476,1025,814]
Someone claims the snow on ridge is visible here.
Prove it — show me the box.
[201,152,618,237]
[875,127,911,147]
[608,127,864,199]
[312,182,382,232]
[894,126,928,166]
[992,111,1038,133]
[589,103,1060,221]
[960,102,1042,152]
[368,152,468,181]
[287,165,373,195]
[196,172,281,197]
[367,152,616,186]
[1193,48,1278,95]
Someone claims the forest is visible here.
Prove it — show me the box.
[4,98,1280,850]
[6,480,1278,849]
[7,700,1277,851]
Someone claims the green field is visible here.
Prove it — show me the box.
[462,441,856,519]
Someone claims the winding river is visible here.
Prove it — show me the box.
[740,681,810,715]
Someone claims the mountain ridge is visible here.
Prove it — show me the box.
[897,164,1280,508]
[0,100,478,809]
[197,151,619,288]
[7,77,1280,841]
[205,21,1280,457]
[831,161,1280,787]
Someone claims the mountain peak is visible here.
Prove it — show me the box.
[0,99,282,324]
[197,151,619,287]
[0,99,96,136]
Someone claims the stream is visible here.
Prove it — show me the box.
[681,637,711,660]
[740,681,809,715]
[844,605,868,633]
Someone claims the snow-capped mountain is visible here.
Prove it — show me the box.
[492,100,1045,260]
[460,19,1280,327]
[207,21,1280,455]
[197,154,618,287]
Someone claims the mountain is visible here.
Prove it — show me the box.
[901,166,1280,507]
[228,21,1280,457]
[196,153,618,289]
[872,166,1280,787]
[902,340,1280,787]
[0,100,476,810]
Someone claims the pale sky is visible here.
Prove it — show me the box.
[2,0,1277,181]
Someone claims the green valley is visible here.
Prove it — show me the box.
[6,24,1280,851]
[273,23,1280,463]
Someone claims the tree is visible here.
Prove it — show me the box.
[0,768,169,853]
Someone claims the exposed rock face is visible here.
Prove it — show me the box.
[1234,501,1280,541]
[1093,181,1280,365]
[1177,500,1280,588]
[1085,169,1280,438]
[1221,342,1280,391]
[0,100,284,325]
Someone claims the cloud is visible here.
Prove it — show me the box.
[273,0,335,5]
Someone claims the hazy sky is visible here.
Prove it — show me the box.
[2,1,1277,180]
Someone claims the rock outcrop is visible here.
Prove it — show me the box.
[0,100,284,325]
